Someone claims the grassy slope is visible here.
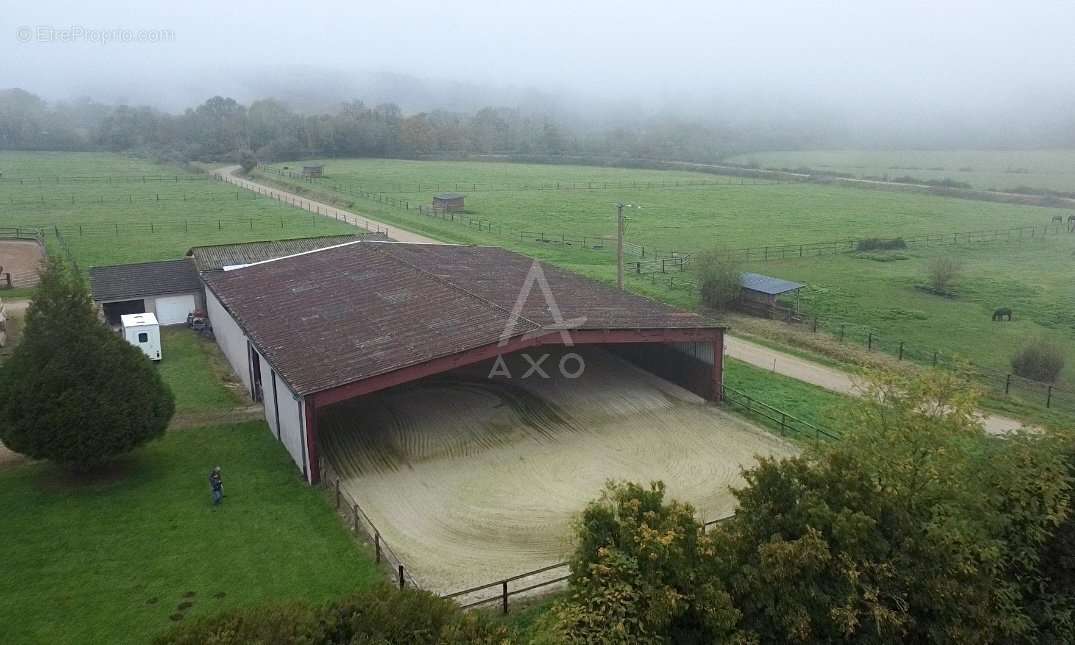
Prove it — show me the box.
[725,149,1075,194]
[0,152,356,267]
[724,358,846,438]
[0,422,380,645]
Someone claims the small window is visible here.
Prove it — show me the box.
[138,332,149,343]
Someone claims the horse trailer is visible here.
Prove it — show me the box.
[121,313,162,361]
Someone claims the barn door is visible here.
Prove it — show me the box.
[249,344,263,402]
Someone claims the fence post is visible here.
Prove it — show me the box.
[867,332,873,350]
[812,317,818,333]
[335,479,340,509]
[780,412,786,434]
[932,351,938,367]
[398,565,405,589]
[502,581,509,614]
[898,341,904,361]
[352,504,359,533]
[375,532,381,563]
[1047,386,1053,408]
[1005,374,1011,395]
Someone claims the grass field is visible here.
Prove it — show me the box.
[0,421,380,645]
[158,328,245,415]
[725,149,1075,194]
[257,159,1063,255]
[0,151,358,267]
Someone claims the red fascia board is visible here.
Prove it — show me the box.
[310,327,723,408]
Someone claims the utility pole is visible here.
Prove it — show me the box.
[617,203,626,290]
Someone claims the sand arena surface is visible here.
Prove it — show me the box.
[321,347,797,593]
[0,240,45,288]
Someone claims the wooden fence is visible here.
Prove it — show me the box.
[319,459,421,590]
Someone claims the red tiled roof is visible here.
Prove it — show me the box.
[203,242,722,396]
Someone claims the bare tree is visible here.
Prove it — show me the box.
[927,257,963,293]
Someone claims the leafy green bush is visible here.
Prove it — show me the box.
[694,249,742,311]
[554,370,1075,643]
[1011,338,1066,382]
[855,237,907,251]
[155,585,511,645]
[0,255,174,470]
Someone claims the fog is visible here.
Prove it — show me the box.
[4,0,1075,147]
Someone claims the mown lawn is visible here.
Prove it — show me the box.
[0,421,380,645]
[157,327,244,415]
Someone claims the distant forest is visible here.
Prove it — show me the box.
[0,88,823,166]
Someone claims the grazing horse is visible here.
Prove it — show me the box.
[1068,214,1075,232]
[992,307,1013,321]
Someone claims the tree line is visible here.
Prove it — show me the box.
[1,88,781,165]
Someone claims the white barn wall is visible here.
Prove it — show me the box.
[272,373,309,479]
[209,288,310,480]
[205,289,252,395]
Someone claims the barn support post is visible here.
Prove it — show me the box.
[304,398,321,484]
[711,332,725,402]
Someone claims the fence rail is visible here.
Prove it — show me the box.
[0,174,214,185]
[320,459,421,590]
[721,383,840,444]
[803,314,1075,413]
[259,165,785,194]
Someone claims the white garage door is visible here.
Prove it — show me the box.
[154,294,197,325]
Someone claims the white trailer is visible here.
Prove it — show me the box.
[121,313,161,361]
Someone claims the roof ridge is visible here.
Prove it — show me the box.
[89,258,192,270]
[373,245,545,336]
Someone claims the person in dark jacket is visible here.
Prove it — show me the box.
[209,466,223,506]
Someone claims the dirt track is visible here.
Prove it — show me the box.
[214,166,440,244]
[321,347,797,593]
[0,240,45,288]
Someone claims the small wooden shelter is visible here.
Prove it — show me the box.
[433,192,465,212]
[302,164,324,178]
[738,272,805,320]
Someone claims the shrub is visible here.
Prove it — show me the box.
[155,585,511,645]
[0,256,175,470]
[927,256,963,293]
[1011,339,1066,382]
[238,149,257,174]
[694,248,742,310]
[855,237,907,252]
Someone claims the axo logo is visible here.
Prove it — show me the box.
[488,261,587,380]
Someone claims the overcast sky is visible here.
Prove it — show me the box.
[3,0,1074,123]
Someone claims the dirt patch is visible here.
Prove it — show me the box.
[321,347,797,594]
[0,240,45,289]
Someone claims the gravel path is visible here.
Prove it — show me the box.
[213,165,441,244]
[725,336,1027,435]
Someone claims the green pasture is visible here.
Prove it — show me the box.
[258,158,1062,256]
[751,237,1075,386]
[726,149,1075,194]
[0,152,357,267]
